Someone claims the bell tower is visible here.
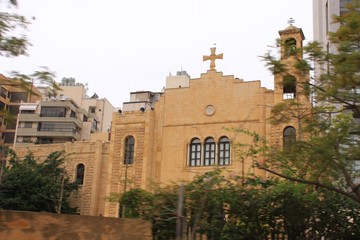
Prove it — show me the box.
[271,20,311,147]
[279,18,305,60]
[274,19,308,104]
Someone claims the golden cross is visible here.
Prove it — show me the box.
[203,47,223,71]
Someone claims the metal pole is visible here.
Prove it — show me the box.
[122,161,128,218]
[176,183,185,240]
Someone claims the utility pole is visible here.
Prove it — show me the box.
[121,159,129,218]
[176,183,185,240]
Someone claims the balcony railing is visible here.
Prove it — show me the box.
[18,114,83,128]
[16,128,81,141]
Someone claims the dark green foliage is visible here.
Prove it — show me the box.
[0,150,78,214]
[120,170,360,240]
[120,188,154,218]
[120,185,178,239]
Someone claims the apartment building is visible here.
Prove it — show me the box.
[313,0,360,174]
[313,0,359,76]
[57,77,115,133]
[27,77,116,144]
[14,97,94,147]
[0,74,42,156]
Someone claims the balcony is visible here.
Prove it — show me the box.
[18,114,83,128]
[17,127,81,141]
[37,129,81,141]
[16,128,37,136]
[41,99,78,111]
[17,114,38,121]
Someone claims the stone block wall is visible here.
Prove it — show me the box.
[11,141,110,216]
[0,210,152,240]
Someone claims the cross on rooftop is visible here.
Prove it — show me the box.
[203,47,223,71]
[288,17,295,26]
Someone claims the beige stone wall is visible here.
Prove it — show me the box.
[90,132,110,142]
[0,210,151,240]
[106,71,274,200]
[156,71,270,184]
[105,112,149,217]
[11,141,110,216]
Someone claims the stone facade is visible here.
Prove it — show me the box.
[0,210,151,240]
[12,141,110,216]
[11,25,311,218]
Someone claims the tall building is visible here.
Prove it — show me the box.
[57,77,115,134]
[313,0,360,177]
[313,0,359,76]
[32,78,116,143]
[14,98,91,147]
[12,24,311,217]
[313,0,358,43]
[0,74,42,158]
[14,77,116,147]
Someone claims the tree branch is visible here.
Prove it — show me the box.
[257,164,360,204]
[309,82,358,108]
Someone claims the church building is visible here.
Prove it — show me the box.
[104,23,310,217]
[12,24,310,218]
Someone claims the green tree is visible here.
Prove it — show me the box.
[0,0,60,94]
[0,0,29,57]
[0,150,78,214]
[120,185,178,240]
[120,170,360,240]
[120,188,154,218]
[256,2,360,204]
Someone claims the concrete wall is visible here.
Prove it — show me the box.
[0,210,151,240]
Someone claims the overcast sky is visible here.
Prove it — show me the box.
[2,0,313,108]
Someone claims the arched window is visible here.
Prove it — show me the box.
[76,164,85,184]
[204,137,216,166]
[284,38,297,56]
[283,75,296,99]
[218,137,230,166]
[189,138,201,166]
[124,136,135,165]
[283,127,296,149]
